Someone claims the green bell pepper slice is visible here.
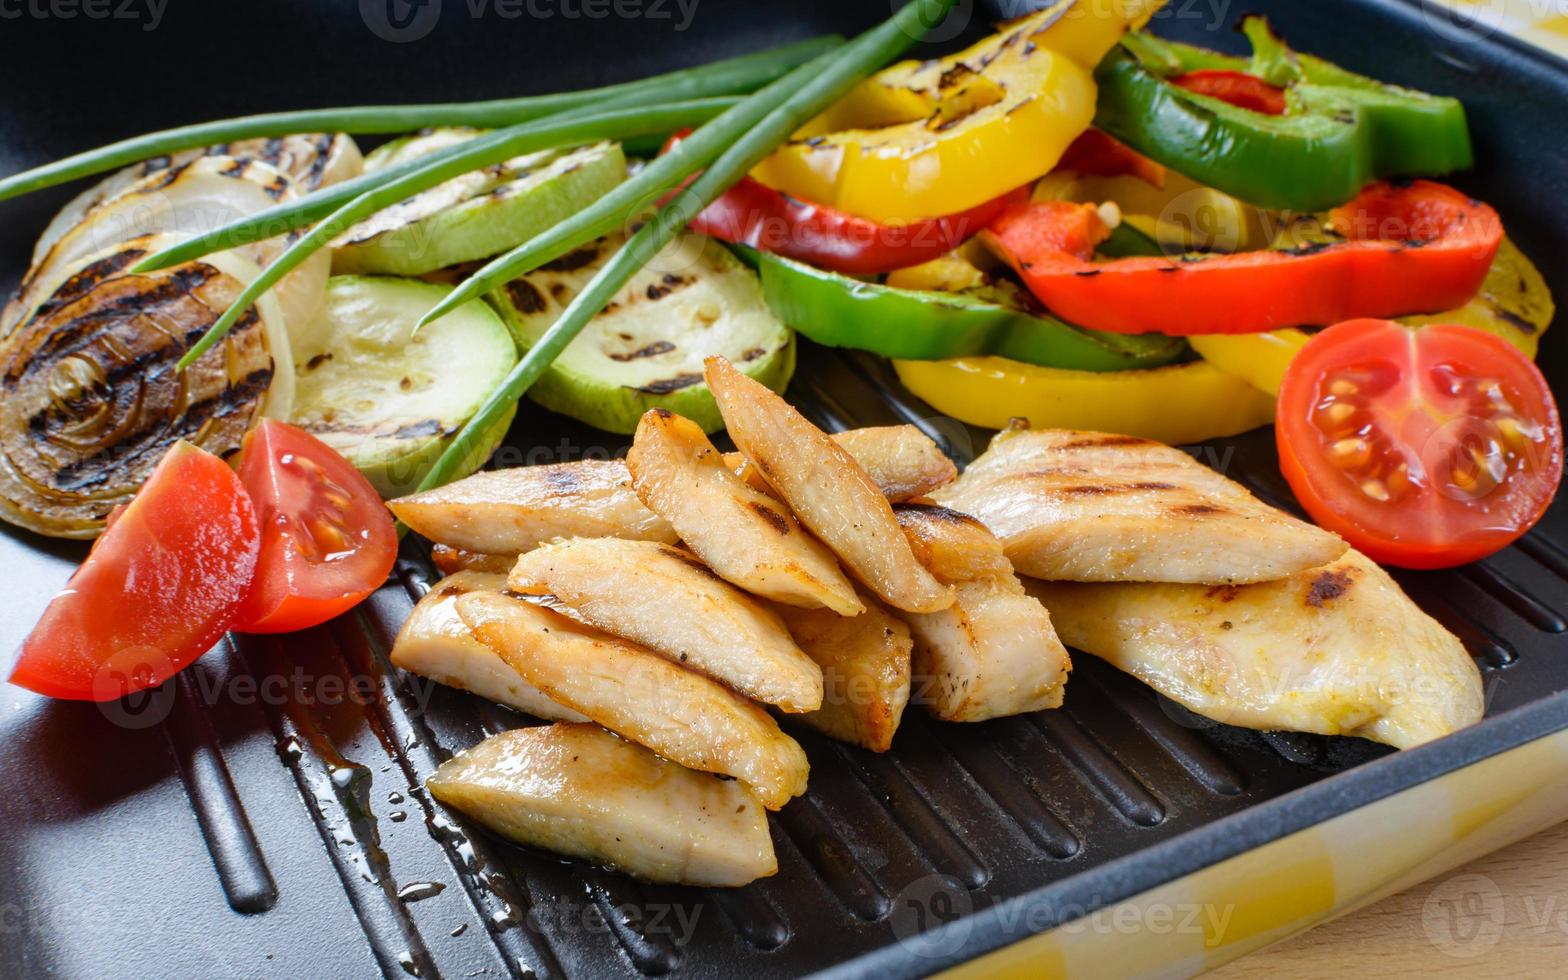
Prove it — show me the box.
[753,249,1188,371]
[1094,17,1472,211]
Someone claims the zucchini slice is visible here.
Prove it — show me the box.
[290,276,518,497]
[490,232,795,434]
[330,129,626,276]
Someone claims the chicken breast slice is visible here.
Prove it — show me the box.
[457,590,809,809]
[628,408,862,615]
[893,503,1015,584]
[933,426,1346,584]
[904,577,1071,722]
[1025,549,1486,749]
[388,459,676,555]
[508,537,824,713]
[705,355,953,614]
[774,592,913,752]
[428,723,777,886]
[726,425,956,503]
[390,571,587,723]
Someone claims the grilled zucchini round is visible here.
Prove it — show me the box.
[490,232,795,434]
[289,276,518,497]
[330,129,626,276]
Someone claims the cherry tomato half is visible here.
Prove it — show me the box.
[1277,318,1563,568]
[10,442,259,701]
[231,420,398,633]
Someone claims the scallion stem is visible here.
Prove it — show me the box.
[172,98,734,370]
[0,36,839,203]
[412,0,957,493]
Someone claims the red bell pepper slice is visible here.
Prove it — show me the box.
[984,179,1503,335]
[660,131,1017,276]
[1055,129,1166,187]
[1171,69,1288,115]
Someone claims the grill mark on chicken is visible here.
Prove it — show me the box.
[746,499,792,535]
[1305,568,1355,608]
[1058,434,1152,450]
[541,465,584,495]
[1172,503,1227,516]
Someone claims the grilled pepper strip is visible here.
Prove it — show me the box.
[750,0,1162,223]
[1192,235,1556,393]
[753,250,1185,371]
[1094,17,1473,211]
[662,131,1013,276]
[894,356,1275,444]
[985,179,1503,335]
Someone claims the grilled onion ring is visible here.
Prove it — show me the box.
[0,246,284,538]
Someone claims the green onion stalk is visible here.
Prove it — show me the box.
[414,0,959,492]
[0,36,838,203]
[167,98,738,369]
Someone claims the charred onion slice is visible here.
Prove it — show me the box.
[29,133,364,269]
[0,253,285,538]
[5,155,331,345]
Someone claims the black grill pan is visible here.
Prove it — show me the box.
[1,1,1566,977]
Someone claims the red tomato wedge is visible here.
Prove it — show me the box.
[659,131,1017,275]
[1277,319,1563,568]
[1171,69,1288,115]
[10,442,259,701]
[232,420,398,633]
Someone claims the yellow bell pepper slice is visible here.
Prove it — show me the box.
[893,355,1275,445]
[1192,236,1554,396]
[752,0,1165,223]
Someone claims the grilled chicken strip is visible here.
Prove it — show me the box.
[428,723,777,886]
[457,590,809,808]
[628,408,862,615]
[774,594,913,752]
[726,424,956,503]
[388,460,676,556]
[392,572,588,722]
[893,503,1016,584]
[1025,550,1485,749]
[906,577,1071,722]
[705,356,953,614]
[933,427,1347,584]
[508,537,824,713]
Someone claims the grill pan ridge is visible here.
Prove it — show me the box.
[1,1,1567,977]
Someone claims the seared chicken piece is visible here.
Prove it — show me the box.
[774,593,913,752]
[934,427,1346,584]
[388,460,676,555]
[458,591,809,808]
[906,577,1071,722]
[1025,549,1486,749]
[894,503,1015,584]
[705,356,953,614]
[726,425,957,503]
[430,544,516,576]
[390,571,587,722]
[627,408,862,615]
[428,723,778,886]
[508,537,824,713]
